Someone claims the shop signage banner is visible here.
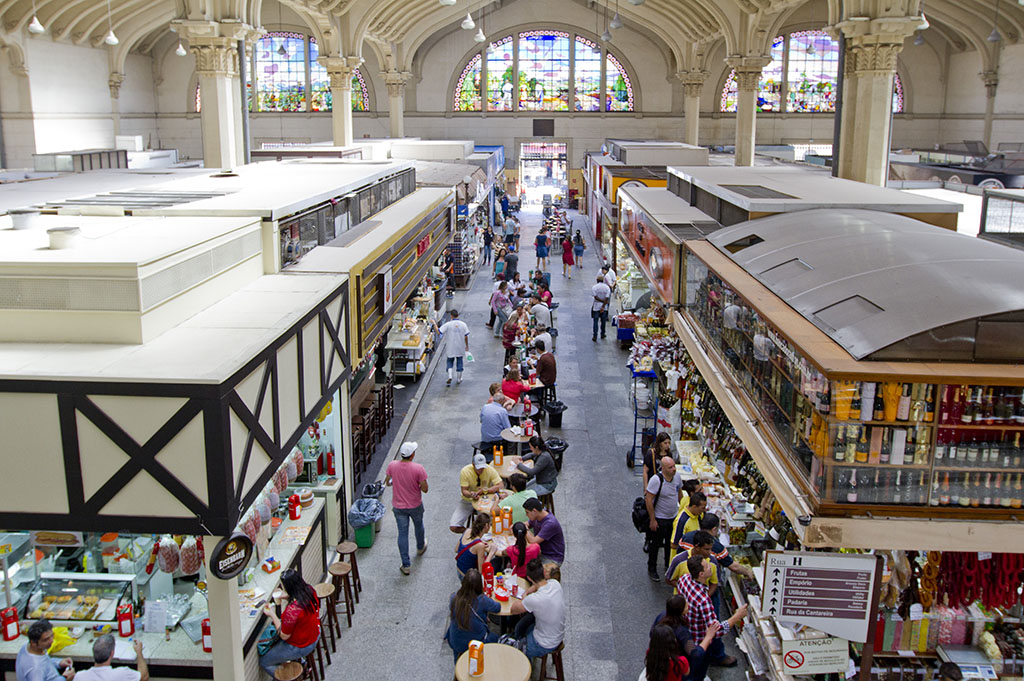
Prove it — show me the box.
[210,533,254,580]
[762,551,881,643]
[30,531,84,547]
[380,266,393,314]
[618,194,676,304]
[781,638,849,674]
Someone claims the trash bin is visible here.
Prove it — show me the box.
[545,438,568,472]
[544,400,567,428]
[354,524,375,548]
[348,498,386,548]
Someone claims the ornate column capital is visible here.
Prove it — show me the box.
[108,72,125,100]
[319,56,363,90]
[676,70,709,99]
[171,20,260,78]
[980,70,999,99]
[837,15,923,76]
[381,70,412,98]
[726,56,771,91]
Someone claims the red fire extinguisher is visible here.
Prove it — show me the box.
[1,606,19,641]
[116,604,134,637]
[326,445,336,476]
[201,618,212,652]
[288,494,302,520]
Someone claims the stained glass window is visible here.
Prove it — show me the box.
[454,53,483,111]
[254,31,306,112]
[518,31,570,111]
[720,36,784,113]
[786,30,838,112]
[574,37,601,112]
[487,37,514,111]
[309,38,329,111]
[893,72,905,113]
[452,30,633,113]
[605,53,633,112]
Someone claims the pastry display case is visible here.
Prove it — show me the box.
[23,573,135,625]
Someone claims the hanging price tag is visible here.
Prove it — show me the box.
[978,552,993,561]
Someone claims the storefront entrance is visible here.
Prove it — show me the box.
[519,142,567,205]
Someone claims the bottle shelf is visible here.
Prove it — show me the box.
[936,423,1024,430]
[826,460,931,470]
[934,465,1022,474]
[830,418,934,428]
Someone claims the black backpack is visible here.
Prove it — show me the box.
[631,473,663,533]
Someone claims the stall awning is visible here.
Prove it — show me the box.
[708,208,1024,362]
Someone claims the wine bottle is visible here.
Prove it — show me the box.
[914,428,930,465]
[847,469,858,503]
[1013,432,1022,468]
[845,425,858,463]
[914,471,927,504]
[924,385,935,422]
[960,386,973,424]
[1014,390,1024,425]
[940,385,953,424]
[996,473,1010,507]
[966,433,979,466]
[982,388,995,425]
[880,427,891,464]
[948,472,959,506]
[855,428,869,463]
[982,472,993,506]
[939,472,951,506]
[897,383,911,421]
[891,470,902,504]
[958,473,972,507]
[995,388,1010,423]
[930,472,941,506]
[1012,474,1024,510]
[850,385,862,421]
[935,430,948,463]
[873,385,885,422]
[970,474,981,507]
[980,434,991,466]
[834,426,847,462]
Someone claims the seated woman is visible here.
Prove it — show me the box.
[455,513,492,578]
[487,521,540,579]
[651,595,718,681]
[259,569,321,678]
[644,625,690,681]
[501,366,531,404]
[444,568,500,662]
[502,312,522,366]
[537,282,553,306]
[517,435,558,496]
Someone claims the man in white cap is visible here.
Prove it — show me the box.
[385,442,429,575]
[449,453,503,533]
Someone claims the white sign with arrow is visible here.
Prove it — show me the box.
[762,551,881,643]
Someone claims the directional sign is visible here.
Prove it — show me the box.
[761,551,881,643]
[781,638,850,674]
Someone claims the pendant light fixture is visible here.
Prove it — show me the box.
[473,4,485,43]
[275,3,287,56]
[609,0,623,29]
[461,12,475,30]
[439,0,456,5]
[988,0,1002,41]
[103,0,118,45]
[175,41,188,56]
[601,2,612,41]
[27,1,44,34]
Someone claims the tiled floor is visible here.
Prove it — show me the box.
[324,206,746,681]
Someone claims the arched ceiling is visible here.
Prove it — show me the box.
[0,0,1021,74]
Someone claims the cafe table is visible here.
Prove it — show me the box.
[455,643,531,681]
[500,427,532,457]
[493,454,533,479]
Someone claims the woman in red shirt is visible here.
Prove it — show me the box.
[501,366,530,404]
[259,569,321,677]
[644,625,690,681]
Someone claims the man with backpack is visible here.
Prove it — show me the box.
[645,456,685,582]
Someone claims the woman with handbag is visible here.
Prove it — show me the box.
[444,568,500,662]
[502,310,521,365]
[259,569,321,678]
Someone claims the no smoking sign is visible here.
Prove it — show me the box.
[781,638,849,674]
[784,650,805,669]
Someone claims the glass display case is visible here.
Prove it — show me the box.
[0,533,35,612]
[686,249,1024,514]
[24,573,135,624]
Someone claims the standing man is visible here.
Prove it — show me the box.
[437,309,470,386]
[75,635,148,681]
[15,619,75,680]
[503,214,518,246]
[503,248,520,284]
[535,340,556,387]
[669,491,708,560]
[677,556,748,667]
[645,456,685,582]
[500,192,511,219]
[385,442,429,575]
[602,263,618,292]
[482,226,494,266]
[591,275,611,342]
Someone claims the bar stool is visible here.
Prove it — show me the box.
[539,492,555,514]
[539,642,566,681]
[274,661,304,681]
[328,562,356,628]
[315,582,340,654]
[336,541,362,597]
[312,629,330,680]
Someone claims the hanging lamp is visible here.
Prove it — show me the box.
[610,0,623,29]
[27,0,44,34]
[988,0,1002,41]
[913,32,925,46]
[461,13,475,29]
[175,42,187,56]
[103,0,118,45]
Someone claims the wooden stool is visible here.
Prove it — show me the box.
[274,661,304,681]
[305,646,320,681]
[328,562,356,627]
[336,541,362,596]
[539,492,555,514]
[315,583,340,654]
[313,629,329,681]
[539,642,566,681]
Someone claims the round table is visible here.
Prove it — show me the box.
[494,455,532,479]
[473,492,505,514]
[455,643,531,681]
[500,427,532,457]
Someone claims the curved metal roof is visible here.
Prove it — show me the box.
[707,209,1024,362]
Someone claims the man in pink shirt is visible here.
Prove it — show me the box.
[385,442,429,575]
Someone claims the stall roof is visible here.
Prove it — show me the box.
[289,187,454,274]
[605,166,668,180]
[708,208,1024,361]
[669,165,962,214]
[117,159,414,220]
[411,161,486,188]
[0,271,347,383]
[618,186,721,240]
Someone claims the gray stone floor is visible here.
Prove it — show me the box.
[324,206,747,681]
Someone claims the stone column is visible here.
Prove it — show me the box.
[727,57,770,166]
[319,56,361,146]
[677,70,708,146]
[191,38,241,168]
[204,537,245,681]
[108,72,124,138]
[382,70,412,139]
[981,71,998,151]
[835,17,919,185]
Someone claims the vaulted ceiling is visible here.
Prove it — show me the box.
[0,0,1020,74]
